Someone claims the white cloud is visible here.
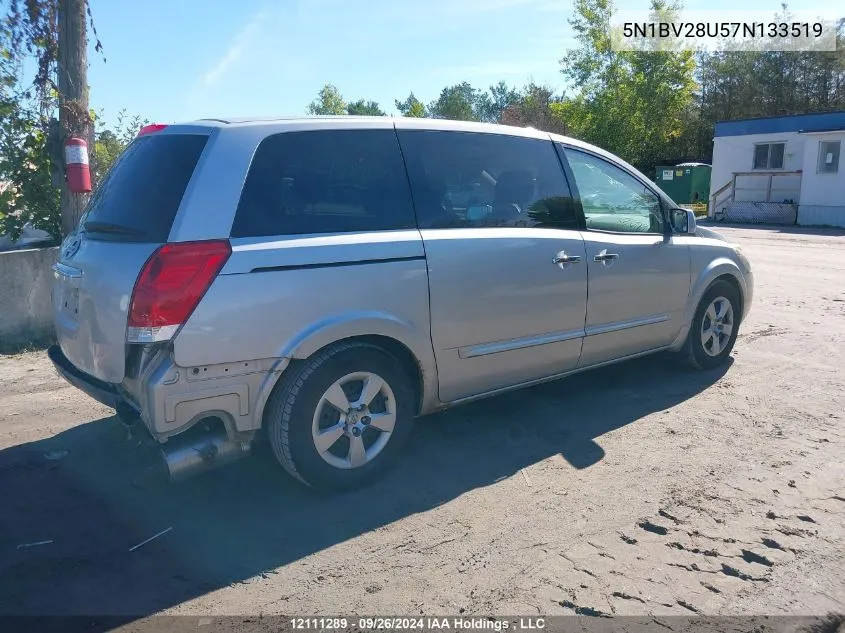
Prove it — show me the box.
[198,9,270,89]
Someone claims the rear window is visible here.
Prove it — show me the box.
[80,133,209,242]
[230,129,416,238]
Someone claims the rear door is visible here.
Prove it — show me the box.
[396,126,588,402]
[52,129,210,383]
[556,144,691,367]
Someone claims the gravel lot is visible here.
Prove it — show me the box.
[0,225,843,621]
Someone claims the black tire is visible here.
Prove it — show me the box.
[264,341,416,492]
[680,280,742,370]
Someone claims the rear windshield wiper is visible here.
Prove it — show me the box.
[82,221,147,236]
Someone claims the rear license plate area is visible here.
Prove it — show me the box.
[61,287,79,319]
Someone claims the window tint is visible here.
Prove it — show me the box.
[564,147,664,234]
[80,133,208,242]
[396,130,578,229]
[231,129,416,238]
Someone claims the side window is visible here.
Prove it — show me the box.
[564,147,664,234]
[753,142,785,170]
[818,140,841,174]
[231,129,416,238]
[396,130,578,230]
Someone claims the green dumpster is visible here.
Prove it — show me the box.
[655,163,712,205]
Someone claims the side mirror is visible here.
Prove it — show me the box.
[670,208,696,235]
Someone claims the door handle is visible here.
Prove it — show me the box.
[594,249,619,263]
[553,251,582,268]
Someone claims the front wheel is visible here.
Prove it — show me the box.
[264,342,416,492]
[680,280,741,370]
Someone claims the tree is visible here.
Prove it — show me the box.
[500,82,568,133]
[346,99,385,116]
[476,80,520,123]
[559,0,696,174]
[688,7,845,162]
[0,98,61,241]
[1,32,60,241]
[3,0,105,236]
[306,83,347,115]
[427,82,482,121]
[395,92,427,118]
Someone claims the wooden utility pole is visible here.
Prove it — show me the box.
[57,0,90,237]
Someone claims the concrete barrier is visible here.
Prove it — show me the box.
[0,247,58,350]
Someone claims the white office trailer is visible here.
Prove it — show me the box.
[709,111,845,228]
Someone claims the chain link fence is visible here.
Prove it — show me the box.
[712,201,797,225]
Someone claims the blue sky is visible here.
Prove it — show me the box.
[79,0,808,128]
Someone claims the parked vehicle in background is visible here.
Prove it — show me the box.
[48,116,754,491]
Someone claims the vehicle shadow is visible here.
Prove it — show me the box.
[0,354,731,617]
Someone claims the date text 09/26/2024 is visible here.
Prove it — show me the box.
[290,618,547,631]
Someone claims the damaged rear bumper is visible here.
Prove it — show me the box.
[48,344,122,410]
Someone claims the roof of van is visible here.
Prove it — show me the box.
[162,116,663,201]
[193,115,472,125]
[183,115,551,136]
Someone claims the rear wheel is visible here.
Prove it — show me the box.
[264,342,415,492]
[680,280,741,370]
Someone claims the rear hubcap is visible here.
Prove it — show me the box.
[311,371,396,470]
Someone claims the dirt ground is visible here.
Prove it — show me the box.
[0,224,844,621]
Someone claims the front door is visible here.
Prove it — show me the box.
[559,145,692,367]
[397,126,588,402]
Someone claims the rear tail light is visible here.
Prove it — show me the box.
[127,240,231,343]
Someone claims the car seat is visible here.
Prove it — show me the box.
[489,170,534,225]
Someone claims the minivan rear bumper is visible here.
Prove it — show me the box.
[48,344,122,410]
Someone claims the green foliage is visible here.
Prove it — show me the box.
[0,80,146,242]
[92,108,148,184]
[560,0,697,174]
[427,82,482,121]
[307,84,387,117]
[307,83,348,115]
[395,92,427,118]
[500,82,568,133]
[0,105,61,242]
[346,99,385,116]
[476,81,521,123]
[0,35,60,241]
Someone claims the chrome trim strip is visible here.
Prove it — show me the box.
[459,327,585,359]
[446,345,671,408]
[458,314,669,360]
[585,314,669,337]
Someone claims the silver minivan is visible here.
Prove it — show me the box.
[49,116,754,491]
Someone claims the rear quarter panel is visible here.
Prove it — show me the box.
[172,230,437,405]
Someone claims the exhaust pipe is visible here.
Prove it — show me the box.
[161,428,250,481]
